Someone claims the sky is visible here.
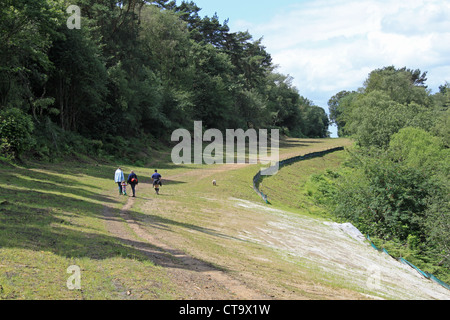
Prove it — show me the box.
[185,0,450,137]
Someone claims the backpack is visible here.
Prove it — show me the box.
[131,177,138,184]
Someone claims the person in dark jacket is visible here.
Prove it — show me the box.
[127,170,139,197]
[151,170,162,186]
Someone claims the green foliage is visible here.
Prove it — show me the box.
[0,108,35,158]
[47,22,108,133]
[425,188,450,275]
[389,127,448,174]
[305,169,340,205]
[330,66,447,146]
[1,0,331,163]
[0,0,64,109]
[311,66,449,277]
[328,90,357,137]
[363,66,430,106]
[343,91,431,149]
[307,148,449,279]
[431,107,450,148]
[353,153,432,241]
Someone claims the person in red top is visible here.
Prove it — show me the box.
[127,170,139,197]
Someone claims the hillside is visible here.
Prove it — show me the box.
[1,137,449,300]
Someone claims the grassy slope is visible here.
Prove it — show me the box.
[0,160,178,299]
[0,138,363,300]
[258,148,350,217]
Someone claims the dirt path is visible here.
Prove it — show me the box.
[103,165,269,300]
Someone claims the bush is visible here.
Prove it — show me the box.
[331,151,434,242]
[305,169,340,205]
[31,119,106,161]
[389,127,447,171]
[306,147,449,281]
[0,108,35,159]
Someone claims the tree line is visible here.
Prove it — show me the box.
[0,0,330,161]
[308,66,449,282]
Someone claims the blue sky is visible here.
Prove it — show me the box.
[185,0,450,137]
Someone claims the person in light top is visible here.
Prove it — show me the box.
[114,167,125,195]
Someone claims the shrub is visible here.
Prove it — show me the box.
[0,108,35,159]
[389,127,446,171]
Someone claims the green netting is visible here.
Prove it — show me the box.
[398,258,430,279]
[429,274,450,291]
[367,235,381,251]
[252,147,345,205]
[366,235,450,292]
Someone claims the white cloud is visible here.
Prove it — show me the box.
[381,1,450,35]
[231,0,450,113]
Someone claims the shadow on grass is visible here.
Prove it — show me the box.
[0,164,219,273]
[278,138,328,149]
[0,193,140,261]
[127,207,250,245]
[3,169,114,204]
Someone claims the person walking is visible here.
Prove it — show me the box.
[151,169,162,195]
[115,167,125,195]
[151,169,162,185]
[121,180,128,196]
[127,170,139,197]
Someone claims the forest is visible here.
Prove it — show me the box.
[309,66,449,282]
[0,0,330,162]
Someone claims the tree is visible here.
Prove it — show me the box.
[139,5,193,83]
[331,150,435,242]
[345,91,406,148]
[425,189,450,270]
[0,0,63,110]
[363,66,431,107]
[328,90,357,137]
[323,66,449,281]
[266,73,303,135]
[301,104,329,138]
[1,0,340,161]
[336,66,438,148]
[46,24,108,133]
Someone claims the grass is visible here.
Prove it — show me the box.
[0,159,178,299]
[258,149,350,218]
[0,137,367,300]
